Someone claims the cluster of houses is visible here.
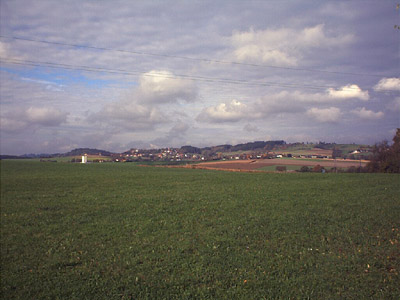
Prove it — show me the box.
[77,146,370,164]
[120,148,200,162]
[107,149,332,163]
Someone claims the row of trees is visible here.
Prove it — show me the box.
[297,129,399,173]
[276,165,368,173]
[367,129,400,173]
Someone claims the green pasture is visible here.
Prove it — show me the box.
[1,160,399,299]
[256,165,308,172]
[28,156,113,163]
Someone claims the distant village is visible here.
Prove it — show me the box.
[71,141,372,164]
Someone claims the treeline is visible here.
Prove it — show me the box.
[64,148,114,157]
[367,128,400,173]
[180,140,286,154]
[296,165,367,173]
[0,155,28,160]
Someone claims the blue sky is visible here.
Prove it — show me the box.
[0,0,399,154]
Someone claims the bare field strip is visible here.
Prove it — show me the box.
[193,158,367,171]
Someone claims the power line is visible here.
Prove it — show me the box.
[1,57,377,91]
[0,35,392,78]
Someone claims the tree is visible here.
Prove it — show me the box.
[275,166,287,172]
[367,129,400,173]
[299,166,310,172]
[332,147,342,159]
[312,164,324,173]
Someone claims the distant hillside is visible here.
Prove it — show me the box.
[2,140,372,159]
[0,155,28,160]
[64,148,113,157]
[230,140,285,151]
[179,140,286,154]
[180,145,202,154]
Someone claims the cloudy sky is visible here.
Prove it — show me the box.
[0,0,399,154]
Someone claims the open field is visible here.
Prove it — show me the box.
[277,144,371,157]
[256,165,311,172]
[55,155,113,163]
[1,160,399,299]
[193,158,367,172]
[278,147,333,157]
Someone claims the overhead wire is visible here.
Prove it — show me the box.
[1,57,390,92]
[0,35,394,78]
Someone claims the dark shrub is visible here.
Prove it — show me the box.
[312,165,324,173]
[299,166,310,172]
[347,166,358,173]
[367,128,400,173]
[275,166,287,172]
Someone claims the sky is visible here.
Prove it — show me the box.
[0,0,399,155]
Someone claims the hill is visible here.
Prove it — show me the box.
[63,148,113,157]
[2,140,372,160]
[179,140,286,155]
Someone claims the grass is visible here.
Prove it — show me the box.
[257,165,309,171]
[281,157,327,162]
[133,160,198,166]
[1,160,399,299]
[29,156,113,163]
[277,143,372,157]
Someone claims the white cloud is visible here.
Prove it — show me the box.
[138,70,197,104]
[169,121,190,135]
[89,70,195,131]
[327,84,369,101]
[0,2,398,154]
[0,42,10,58]
[388,97,400,112]
[21,77,65,92]
[93,101,167,130]
[374,78,400,91]
[263,90,326,103]
[0,117,28,133]
[256,86,370,110]
[306,107,341,123]
[234,45,297,66]
[231,24,353,66]
[244,123,259,132]
[25,107,68,126]
[197,99,249,123]
[1,106,68,133]
[0,41,25,61]
[352,107,384,120]
[148,121,191,147]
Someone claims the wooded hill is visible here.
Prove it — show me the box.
[180,140,286,154]
[62,148,114,157]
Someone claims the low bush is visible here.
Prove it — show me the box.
[275,166,287,172]
[312,164,324,173]
[299,166,310,172]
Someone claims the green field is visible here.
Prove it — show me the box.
[256,165,309,172]
[1,160,399,299]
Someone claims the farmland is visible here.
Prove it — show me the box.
[192,157,367,172]
[1,160,399,299]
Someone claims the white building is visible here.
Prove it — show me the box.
[81,154,88,164]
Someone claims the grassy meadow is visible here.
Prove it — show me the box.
[1,160,399,299]
[256,165,309,172]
